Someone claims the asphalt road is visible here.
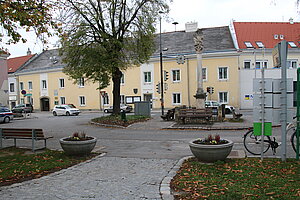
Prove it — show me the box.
[0,110,297,159]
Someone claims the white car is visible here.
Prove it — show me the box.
[0,107,14,123]
[52,104,80,116]
[205,101,235,114]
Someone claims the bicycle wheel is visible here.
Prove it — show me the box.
[291,130,300,153]
[243,130,271,155]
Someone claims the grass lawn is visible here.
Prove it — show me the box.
[0,147,99,187]
[91,114,150,127]
[171,158,300,200]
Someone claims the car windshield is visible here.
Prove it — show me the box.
[67,104,76,108]
[212,102,219,106]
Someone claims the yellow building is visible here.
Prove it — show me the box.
[14,24,239,111]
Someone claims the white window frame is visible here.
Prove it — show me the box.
[9,83,15,92]
[78,78,85,88]
[287,59,298,69]
[120,95,125,104]
[288,41,297,48]
[20,82,24,90]
[59,78,65,88]
[202,68,207,81]
[42,80,47,89]
[255,60,268,69]
[218,67,228,80]
[219,92,228,104]
[172,93,181,105]
[79,96,86,106]
[143,71,152,84]
[244,42,253,48]
[60,96,66,105]
[172,69,181,82]
[256,41,264,48]
[28,81,32,90]
[244,60,251,69]
[103,95,109,105]
[120,73,125,85]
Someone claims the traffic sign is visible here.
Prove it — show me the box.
[21,90,26,95]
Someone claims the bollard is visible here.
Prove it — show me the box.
[121,110,127,122]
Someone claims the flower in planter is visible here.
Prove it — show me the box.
[193,134,229,145]
[64,131,93,141]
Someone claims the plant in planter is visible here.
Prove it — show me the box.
[189,134,233,163]
[59,132,97,156]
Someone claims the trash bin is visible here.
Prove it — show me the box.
[120,110,127,122]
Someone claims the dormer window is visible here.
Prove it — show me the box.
[274,34,279,39]
[288,41,297,48]
[244,42,253,48]
[256,41,264,48]
[280,35,284,39]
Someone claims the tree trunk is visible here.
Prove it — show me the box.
[112,67,122,115]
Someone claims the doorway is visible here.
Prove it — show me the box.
[144,94,153,108]
[40,97,50,111]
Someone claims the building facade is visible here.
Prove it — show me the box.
[0,52,9,107]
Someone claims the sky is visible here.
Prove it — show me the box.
[3,0,300,58]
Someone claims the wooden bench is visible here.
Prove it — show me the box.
[0,128,53,152]
[177,108,213,124]
[161,108,175,121]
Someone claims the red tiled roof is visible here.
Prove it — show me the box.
[233,22,300,49]
[7,54,34,73]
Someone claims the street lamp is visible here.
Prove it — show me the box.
[172,22,178,32]
[159,11,164,115]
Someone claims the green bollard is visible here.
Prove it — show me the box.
[121,110,127,122]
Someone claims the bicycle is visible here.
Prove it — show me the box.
[243,121,298,155]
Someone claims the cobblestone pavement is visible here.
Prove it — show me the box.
[0,156,177,200]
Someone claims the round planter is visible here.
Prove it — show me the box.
[59,136,97,156]
[189,139,233,163]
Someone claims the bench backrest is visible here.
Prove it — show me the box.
[179,108,212,115]
[0,128,44,138]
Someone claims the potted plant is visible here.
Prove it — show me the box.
[189,134,233,163]
[59,132,97,156]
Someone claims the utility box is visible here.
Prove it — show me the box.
[134,101,151,116]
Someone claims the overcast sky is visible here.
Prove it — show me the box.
[4,0,299,58]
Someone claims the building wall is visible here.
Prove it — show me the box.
[0,54,9,107]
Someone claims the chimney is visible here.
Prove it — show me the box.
[289,17,294,24]
[185,22,198,32]
[27,48,32,55]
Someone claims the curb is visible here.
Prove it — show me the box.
[90,121,126,129]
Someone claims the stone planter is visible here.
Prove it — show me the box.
[59,136,97,156]
[189,139,233,163]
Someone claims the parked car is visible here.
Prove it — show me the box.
[12,104,33,113]
[52,104,80,116]
[205,100,235,114]
[104,104,133,113]
[0,106,14,123]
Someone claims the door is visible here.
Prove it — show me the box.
[144,94,153,108]
[40,97,50,111]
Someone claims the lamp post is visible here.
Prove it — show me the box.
[159,11,164,115]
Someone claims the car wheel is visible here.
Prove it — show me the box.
[75,113,79,116]
[4,116,10,123]
[104,109,108,113]
[66,111,70,116]
[53,111,57,116]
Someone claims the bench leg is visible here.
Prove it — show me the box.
[44,139,47,149]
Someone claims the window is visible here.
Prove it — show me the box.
[78,77,84,87]
[28,81,32,90]
[9,83,14,92]
[218,67,228,80]
[120,95,125,104]
[103,95,109,105]
[288,41,297,48]
[219,92,228,104]
[244,42,253,48]
[144,72,151,83]
[172,93,181,104]
[120,73,125,85]
[287,60,298,68]
[20,98,25,104]
[27,96,32,104]
[202,68,207,80]
[256,41,264,48]
[42,80,47,89]
[59,78,65,88]
[255,60,268,69]
[60,97,66,105]
[20,82,24,90]
[244,61,251,69]
[172,70,180,82]
[79,96,86,106]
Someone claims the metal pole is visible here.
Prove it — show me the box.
[159,14,164,115]
[261,47,265,161]
[280,40,288,162]
[297,68,300,159]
